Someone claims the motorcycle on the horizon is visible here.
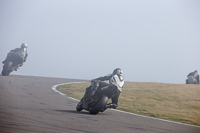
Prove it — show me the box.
[186,76,198,84]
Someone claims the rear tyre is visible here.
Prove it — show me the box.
[1,61,13,76]
[89,95,108,115]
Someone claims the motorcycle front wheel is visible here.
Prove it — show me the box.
[76,101,83,112]
[1,61,13,76]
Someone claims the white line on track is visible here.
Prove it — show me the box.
[52,82,82,101]
[52,82,200,128]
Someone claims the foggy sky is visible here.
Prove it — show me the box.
[0,0,200,83]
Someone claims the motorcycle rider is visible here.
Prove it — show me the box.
[186,70,199,84]
[2,43,28,70]
[78,68,124,112]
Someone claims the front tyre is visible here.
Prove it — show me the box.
[89,95,108,115]
[76,101,83,112]
[1,61,13,76]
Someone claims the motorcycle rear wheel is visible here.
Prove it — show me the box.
[1,61,13,76]
[89,95,108,115]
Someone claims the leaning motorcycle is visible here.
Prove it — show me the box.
[76,80,117,114]
[186,76,198,84]
[1,52,23,76]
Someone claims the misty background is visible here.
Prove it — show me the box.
[0,0,199,83]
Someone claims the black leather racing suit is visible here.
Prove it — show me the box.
[93,73,124,110]
[10,48,28,63]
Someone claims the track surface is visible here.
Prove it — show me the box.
[0,75,199,133]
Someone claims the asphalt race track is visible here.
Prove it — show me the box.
[0,75,200,133]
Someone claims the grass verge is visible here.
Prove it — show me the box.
[58,82,200,126]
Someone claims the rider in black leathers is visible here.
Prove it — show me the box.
[2,43,28,70]
[80,68,124,112]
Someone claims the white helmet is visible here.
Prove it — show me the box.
[21,43,28,48]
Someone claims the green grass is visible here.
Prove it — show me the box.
[58,82,200,126]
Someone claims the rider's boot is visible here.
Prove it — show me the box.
[101,103,118,112]
[11,67,18,71]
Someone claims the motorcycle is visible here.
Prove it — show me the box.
[1,52,23,76]
[76,80,117,114]
[186,76,198,84]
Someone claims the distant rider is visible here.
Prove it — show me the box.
[2,43,28,70]
[186,70,199,84]
[79,68,125,111]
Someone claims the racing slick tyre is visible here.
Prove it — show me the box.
[76,101,83,112]
[1,61,12,76]
[89,95,108,115]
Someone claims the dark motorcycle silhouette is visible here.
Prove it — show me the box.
[186,76,198,84]
[2,52,24,76]
[76,80,118,114]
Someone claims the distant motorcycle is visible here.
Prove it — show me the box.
[76,80,117,114]
[186,76,198,84]
[2,52,23,76]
